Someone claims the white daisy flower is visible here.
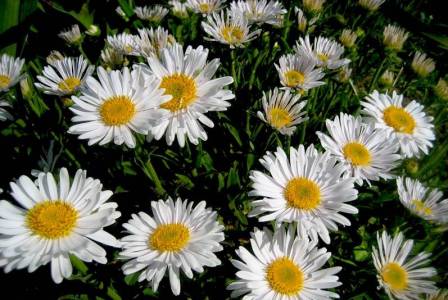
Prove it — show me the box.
[116,6,126,17]
[257,88,308,135]
[295,35,350,70]
[397,177,448,224]
[34,56,94,96]
[361,90,435,158]
[275,53,325,91]
[0,54,25,92]
[120,197,225,296]
[383,24,409,51]
[143,43,234,147]
[358,0,385,11]
[230,0,287,26]
[372,231,437,299]
[58,24,83,45]
[380,70,395,87]
[202,10,261,48]
[295,7,308,32]
[133,27,176,58]
[317,113,401,185]
[227,225,342,299]
[411,51,436,78]
[68,66,170,148]
[434,78,448,101]
[169,0,189,18]
[134,5,169,23]
[303,0,326,13]
[0,168,121,283]
[100,47,125,69]
[186,0,225,15]
[106,33,138,56]
[0,100,12,121]
[249,144,358,244]
[339,29,357,48]
[46,50,65,65]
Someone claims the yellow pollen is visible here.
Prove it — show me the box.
[58,76,81,93]
[343,142,372,166]
[199,3,211,13]
[317,53,329,63]
[266,257,304,295]
[381,262,408,291]
[268,107,292,129]
[100,95,136,126]
[160,73,197,112]
[125,44,133,54]
[220,25,244,44]
[411,199,432,216]
[26,200,78,239]
[284,177,321,210]
[284,70,305,87]
[383,106,416,134]
[150,223,190,252]
[0,74,11,89]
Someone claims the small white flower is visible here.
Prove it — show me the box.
[383,24,409,51]
[0,168,121,283]
[0,100,13,121]
[411,51,435,78]
[275,53,325,91]
[133,27,176,58]
[186,0,225,15]
[58,24,82,45]
[227,225,342,299]
[303,0,326,13]
[100,47,125,69]
[134,5,169,22]
[0,54,25,92]
[295,7,307,32]
[257,88,308,135]
[35,56,94,96]
[339,29,357,48]
[317,113,401,185]
[202,10,261,48]
[434,78,448,101]
[120,197,225,296]
[397,177,448,224]
[295,35,351,69]
[358,0,385,11]
[362,90,435,158]
[106,33,138,56]
[372,231,437,299]
[169,0,189,18]
[230,0,287,26]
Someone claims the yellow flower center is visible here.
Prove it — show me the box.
[125,44,133,54]
[150,223,190,252]
[268,107,292,129]
[0,74,11,89]
[284,70,305,87]
[383,106,416,134]
[317,53,329,63]
[160,73,197,112]
[343,142,372,166]
[99,95,136,126]
[266,257,304,295]
[220,25,244,44]
[381,262,408,291]
[58,76,81,93]
[26,200,78,239]
[284,177,321,210]
[199,3,211,13]
[412,199,432,216]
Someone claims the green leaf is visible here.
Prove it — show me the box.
[69,255,88,275]
[107,284,122,300]
[124,272,139,286]
[0,0,20,54]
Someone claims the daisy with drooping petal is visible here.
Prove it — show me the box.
[361,90,435,158]
[34,56,94,96]
[186,0,225,15]
[295,35,350,70]
[0,168,121,283]
[69,66,170,148]
[0,54,25,92]
[144,43,234,147]
[397,177,448,224]
[411,52,435,78]
[383,24,409,51]
[317,113,401,185]
[106,33,138,56]
[372,231,438,299]
[120,197,225,296]
[257,88,308,135]
[230,0,287,26]
[0,100,12,121]
[227,225,342,299]
[275,53,325,91]
[358,0,385,11]
[202,10,261,48]
[134,5,169,23]
[58,24,83,45]
[133,27,176,58]
[249,145,358,244]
